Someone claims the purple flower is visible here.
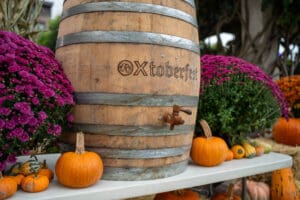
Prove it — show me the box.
[14,102,31,114]
[5,120,16,130]
[0,31,74,167]
[0,107,11,116]
[0,119,5,128]
[200,55,289,118]
[9,127,24,138]
[8,64,20,72]
[17,114,31,125]
[42,88,55,98]
[38,111,48,121]
[67,114,74,123]
[22,149,30,155]
[31,97,40,105]
[6,153,17,163]
[20,132,29,142]
[18,70,30,78]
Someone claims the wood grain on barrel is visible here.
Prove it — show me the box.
[57,0,199,180]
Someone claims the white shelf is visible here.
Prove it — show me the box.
[10,152,292,200]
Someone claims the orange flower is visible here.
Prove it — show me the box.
[276,75,300,107]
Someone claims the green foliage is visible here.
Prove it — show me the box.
[37,16,60,52]
[198,75,281,146]
[0,0,43,41]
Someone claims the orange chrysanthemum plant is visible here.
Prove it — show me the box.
[272,75,300,146]
[276,75,300,117]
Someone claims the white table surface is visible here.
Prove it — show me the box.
[10,152,292,200]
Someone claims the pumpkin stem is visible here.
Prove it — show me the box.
[75,132,85,154]
[0,171,3,179]
[199,120,213,138]
[226,183,235,200]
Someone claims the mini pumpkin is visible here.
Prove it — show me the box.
[154,189,200,200]
[272,118,300,146]
[21,174,49,193]
[5,174,24,185]
[225,149,234,161]
[231,145,245,159]
[38,160,54,181]
[55,132,104,188]
[190,120,228,167]
[271,167,299,200]
[0,172,17,199]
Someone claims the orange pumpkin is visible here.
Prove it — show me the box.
[225,149,234,161]
[154,189,200,200]
[21,174,49,193]
[271,167,299,200]
[0,172,17,199]
[191,120,228,167]
[55,132,103,188]
[5,174,24,185]
[272,118,300,146]
[38,160,54,181]
[212,184,241,200]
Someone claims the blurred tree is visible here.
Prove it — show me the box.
[0,0,43,41]
[196,0,300,76]
[37,16,60,52]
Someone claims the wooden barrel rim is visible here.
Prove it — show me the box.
[102,160,188,180]
[103,151,190,167]
[59,143,191,159]
[70,124,195,136]
[63,0,196,8]
[74,92,199,106]
[56,31,200,54]
[102,161,188,181]
[61,2,198,27]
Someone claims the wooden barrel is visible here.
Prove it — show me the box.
[55,0,200,180]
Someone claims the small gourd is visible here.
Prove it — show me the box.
[242,142,256,158]
[271,167,299,200]
[0,172,17,199]
[10,155,42,176]
[154,189,201,200]
[21,174,49,193]
[231,145,245,159]
[255,145,265,156]
[55,132,104,188]
[190,120,228,167]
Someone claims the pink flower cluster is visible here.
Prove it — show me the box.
[200,55,289,118]
[0,31,74,171]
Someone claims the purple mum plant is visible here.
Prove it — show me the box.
[197,55,289,145]
[0,31,74,171]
